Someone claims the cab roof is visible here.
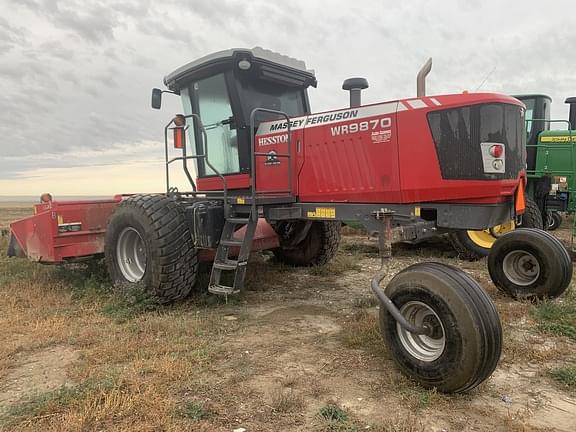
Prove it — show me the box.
[164,47,317,92]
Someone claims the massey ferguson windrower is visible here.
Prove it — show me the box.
[9,48,572,393]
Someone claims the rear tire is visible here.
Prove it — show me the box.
[105,194,198,303]
[273,221,340,266]
[546,211,562,231]
[379,262,502,393]
[520,198,544,229]
[488,228,572,299]
[448,222,515,261]
[448,197,543,260]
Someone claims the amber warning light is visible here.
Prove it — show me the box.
[173,115,186,149]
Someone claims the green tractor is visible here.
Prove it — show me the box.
[450,95,576,259]
[520,94,576,231]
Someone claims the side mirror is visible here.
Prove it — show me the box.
[151,88,162,109]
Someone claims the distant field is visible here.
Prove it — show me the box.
[0,204,575,431]
[0,203,32,229]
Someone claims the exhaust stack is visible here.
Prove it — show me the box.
[566,97,576,130]
[342,77,369,108]
[416,58,432,97]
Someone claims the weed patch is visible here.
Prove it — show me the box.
[103,284,163,323]
[533,295,576,342]
[315,404,358,431]
[551,366,576,390]
[178,400,210,420]
[269,388,304,413]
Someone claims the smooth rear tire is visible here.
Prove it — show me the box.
[487,228,572,299]
[379,262,502,393]
[105,194,198,303]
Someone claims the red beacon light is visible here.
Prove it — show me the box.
[489,144,504,158]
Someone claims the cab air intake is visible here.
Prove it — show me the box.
[342,77,369,108]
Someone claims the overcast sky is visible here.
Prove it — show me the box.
[1,0,575,195]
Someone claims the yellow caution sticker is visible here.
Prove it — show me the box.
[414,207,421,217]
[236,197,246,204]
[307,207,336,219]
[540,135,576,143]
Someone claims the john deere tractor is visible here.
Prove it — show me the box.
[450,94,576,259]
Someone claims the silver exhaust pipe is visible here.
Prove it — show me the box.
[416,58,432,97]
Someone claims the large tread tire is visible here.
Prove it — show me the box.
[448,197,543,261]
[448,231,490,261]
[520,197,544,229]
[488,228,572,299]
[105,194,198,303]
[379,262,502,393]
[273,221,340,266]
[546,211,562,231]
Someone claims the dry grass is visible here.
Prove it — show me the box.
[1,206,576,431]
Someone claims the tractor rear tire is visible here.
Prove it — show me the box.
[448,197,543,261]
[520,198,544,230]
[273,221,340,266]
[546,211,562,231]
[448,223,515,261]
[487,228,572,300]
[379,262,502,393]
[104,194,198,303]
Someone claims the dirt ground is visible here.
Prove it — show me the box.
[0,205,575,431]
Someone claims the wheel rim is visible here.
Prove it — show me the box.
[466,221,515,249]
[396,301,446,362]
[547,212,557,229]
[502,250,540,286]
[116,227,146,282]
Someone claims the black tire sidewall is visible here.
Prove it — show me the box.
[379,266,488,392]
[488,229,568,299]
[449,230,489,260]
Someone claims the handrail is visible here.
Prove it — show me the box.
[249,108,293,215]
[164,113,229,212]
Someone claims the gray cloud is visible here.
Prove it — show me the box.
[1,0,576,188]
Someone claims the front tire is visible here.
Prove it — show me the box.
[379,262,502,393]
[105,194,198,303]
[488,228,572,299]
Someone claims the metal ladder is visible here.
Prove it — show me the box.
[208,207,257,295]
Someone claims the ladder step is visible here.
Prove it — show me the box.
[220,239,243,247]
[227,217,250,225]
[208,284,239,296]
[213,261,238,271]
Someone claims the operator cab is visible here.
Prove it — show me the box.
[156,47,316,180]
[513,94,551,170]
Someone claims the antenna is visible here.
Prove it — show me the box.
[475,66,496,91]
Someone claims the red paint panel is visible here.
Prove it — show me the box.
[297,113,401,203]
[254,129,303,195]
[196,173,250,191]
[396,96,524,204]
